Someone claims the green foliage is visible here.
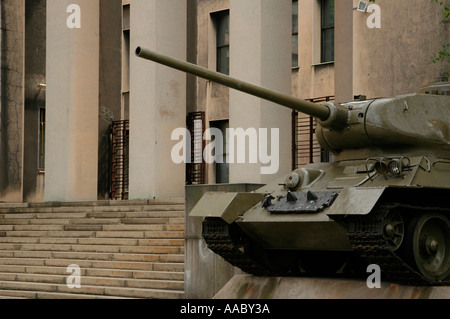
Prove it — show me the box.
[371,0,449,74]
[432,44,450,64]
[431,0,450,20]
[430,0,450,75]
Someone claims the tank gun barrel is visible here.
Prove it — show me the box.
[136,47,349,130]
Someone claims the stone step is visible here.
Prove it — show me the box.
[0,216,185,226]
[0,202,184,214]
[0,265,184,281]
[0,289,131,299]
[0,236,184,247]
[121,217,184,225]
[0,280,184,299]
[0,200,186,299]
[0,273,184,291]
[0,243,184,254]
[0,250,184,263]
[0,258,184,272]
[2,230,185,240]
[0,258,183,272]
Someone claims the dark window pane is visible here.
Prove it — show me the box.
[292,0,298,34]
[217,46,229,75]
[214,11,230,75]
[321,0,335,28]
[292,34,298,67]
[321,28,334,62]
[292,0,299,67]
[321,0,334,62]
[217,14,229,47]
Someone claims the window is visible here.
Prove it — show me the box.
[122,4,130,120]
[321,0,334,63]
[38,108,45,172]
[292,0,299,68]
[210,120,229,184]
[214,11,230,75]
[186,112,206,185]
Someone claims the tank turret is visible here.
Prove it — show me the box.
[136,47,450,286]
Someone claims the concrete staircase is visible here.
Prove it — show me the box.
[0,199,185,299]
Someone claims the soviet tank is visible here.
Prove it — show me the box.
[136,47,450,286]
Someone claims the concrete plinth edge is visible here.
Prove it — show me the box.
[213,275,450,299]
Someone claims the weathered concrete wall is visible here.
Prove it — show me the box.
[334,0,354,103]
[23,0,46,203]
[0,0,25,202]
[185,184,263,299]
[195,0,230,119]
[98,0,122,200]
[292,0,335,101]
[352,0,450,98]
[215,275,450,299]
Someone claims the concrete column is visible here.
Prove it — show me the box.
[229,0,292,184]
[129,0,187,199]
[45,0,99,201]
[98,0,123,200]
[334,0,354,103]
[0,0,25,202]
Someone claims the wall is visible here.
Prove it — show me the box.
[185,183,264,299]
[45,0,100,202]
[352,0,450,98]
[0,0,25,202]
[23,0,46,203]
[98,0,123,200]
[129,0,187,199]
[292,0,335,101]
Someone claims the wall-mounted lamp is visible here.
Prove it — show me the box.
[38,83,47,88]
[353,0,369,12]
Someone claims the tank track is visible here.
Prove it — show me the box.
[202,203,450,286]
[202,218,272,276]
[346,203,450,286]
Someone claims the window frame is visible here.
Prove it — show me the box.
[320,0,335,63]
[292,0,299,69]
[212,10,230,75]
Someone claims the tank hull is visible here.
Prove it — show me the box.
[192,156,450,285]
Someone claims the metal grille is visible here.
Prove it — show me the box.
[292,96,334,170]
[111,120,129,200]
[186,112,206,185]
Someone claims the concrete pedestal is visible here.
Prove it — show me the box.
[214,275,450,299]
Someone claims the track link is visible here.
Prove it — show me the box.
[346,204,450,286]
[202,204,450,286]
[202,218,271,276]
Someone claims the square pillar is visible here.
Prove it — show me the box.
[45,0,100,201]
[129,0,187,199]
[0,0,25,202]
[229,0,292,184]
[334,0,354,103]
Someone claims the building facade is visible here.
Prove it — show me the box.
[0,0,448,203]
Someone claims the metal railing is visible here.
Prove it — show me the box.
[292,96,334,170]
